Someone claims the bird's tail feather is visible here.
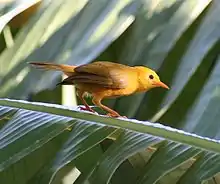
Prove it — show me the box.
[29,62,76,76]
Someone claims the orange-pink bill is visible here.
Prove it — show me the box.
[154,81,169,89]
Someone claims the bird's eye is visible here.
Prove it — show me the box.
[149,75,154,79]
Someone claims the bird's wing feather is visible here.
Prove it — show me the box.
[59,74,111,86]
[75,61,129,75]
[66,62,133,88]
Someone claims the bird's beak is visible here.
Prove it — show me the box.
[153,81,169,89]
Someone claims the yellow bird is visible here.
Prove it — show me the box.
[29,61,169,118]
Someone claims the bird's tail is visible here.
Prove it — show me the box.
[29,62,77,76]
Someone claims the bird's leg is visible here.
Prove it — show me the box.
[92,96,127,118]
[77,91,95,113]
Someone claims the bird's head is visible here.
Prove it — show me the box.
[134,66,169,92]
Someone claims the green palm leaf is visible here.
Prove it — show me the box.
[1,99,220,184]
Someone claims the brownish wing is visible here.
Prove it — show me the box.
[60,61,134,89]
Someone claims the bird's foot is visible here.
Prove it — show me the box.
[106,113,127,119]
[79,106,95,113]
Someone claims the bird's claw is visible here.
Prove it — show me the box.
[118,115,127,118]
[79,106,95,113]
[106,113,127,119]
